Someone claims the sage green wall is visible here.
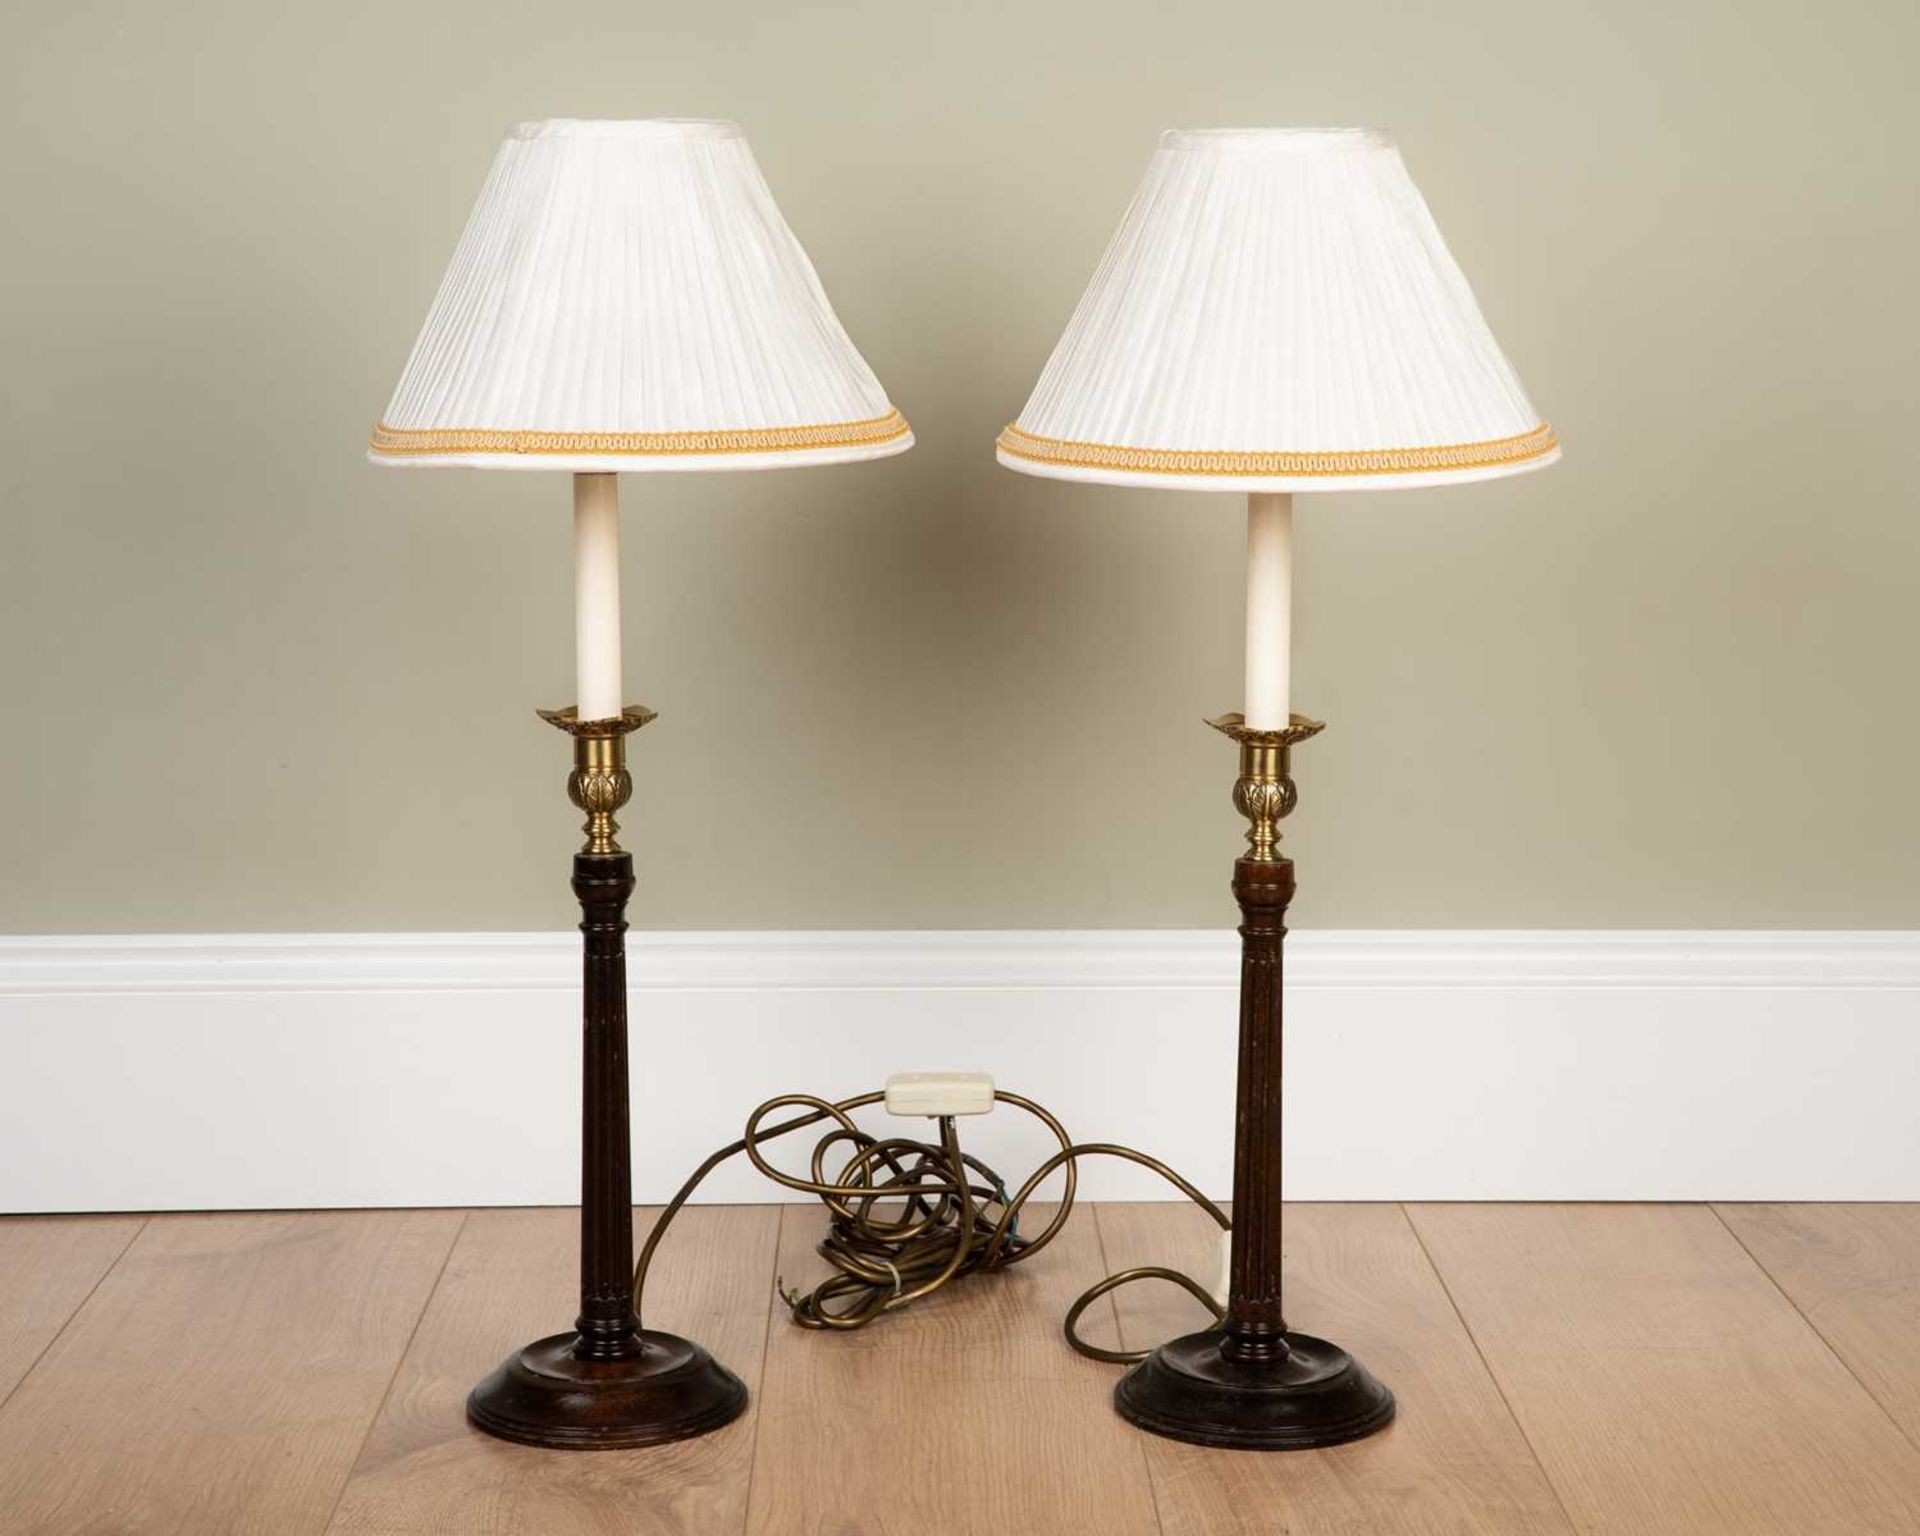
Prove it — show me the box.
[3,0,1916,933]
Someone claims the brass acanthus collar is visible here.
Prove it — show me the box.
[1206,712,1325,862]
[537,704,658,738]
[540,705,657,854]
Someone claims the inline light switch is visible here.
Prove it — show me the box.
[884,1072,995,1117]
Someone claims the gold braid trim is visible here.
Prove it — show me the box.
[370,408,910,459]
[997,420,1557,478]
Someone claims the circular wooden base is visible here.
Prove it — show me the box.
[467,1330,748,1450]
[1115,1330,1394,1451]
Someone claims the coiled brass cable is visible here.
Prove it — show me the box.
[633,1088,1229,1365]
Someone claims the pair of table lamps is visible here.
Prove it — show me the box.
[368,118,1557,1452]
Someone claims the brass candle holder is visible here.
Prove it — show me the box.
[465,705,749,1450]
[1112,711,1395,1450]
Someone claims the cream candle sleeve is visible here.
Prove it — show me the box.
[573,473,623,722]
[1244,492,1293,729]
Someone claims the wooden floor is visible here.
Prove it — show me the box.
[3,1205,1919,1534]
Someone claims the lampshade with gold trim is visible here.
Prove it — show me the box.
[370,119,911,473]
[998,128,1556,494]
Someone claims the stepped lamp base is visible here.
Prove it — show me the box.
[1115,1330,1395,1451]
[468,1331,749,1450]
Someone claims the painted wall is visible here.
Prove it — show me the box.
[3,0,1916,934]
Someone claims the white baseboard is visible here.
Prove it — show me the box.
[2,930,1916,1212]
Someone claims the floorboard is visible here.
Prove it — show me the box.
[0,1209,460,1536]
[325,1204,780,1536]
[1716,1204,1920,1450]
[7,1203,1920,1535]
[745,1202,1161,1536]
[1409,1203,1920,1535]
[0,1214,144,1406]
[1095,1201,1574,1536]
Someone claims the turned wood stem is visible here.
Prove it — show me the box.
[1222,852,1295,1364]
[572,849,644,1361]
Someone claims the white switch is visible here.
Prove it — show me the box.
[884,1071,995,1118]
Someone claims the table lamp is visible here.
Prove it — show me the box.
[369,118,911,1449]
[998,127,1557,1449]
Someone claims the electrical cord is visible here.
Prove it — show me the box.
[633,1088,1230,1365]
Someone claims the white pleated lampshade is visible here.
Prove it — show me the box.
[998,128,1557,493]
[370,119,911,473]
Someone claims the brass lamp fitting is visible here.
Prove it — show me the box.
[1205,712,1326,862]
[537,705,657,854]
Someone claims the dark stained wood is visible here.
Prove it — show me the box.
[465,848,746,1449]
[1223,852,1294,1359]
[1113,838,1391,1449]
[573,850,643,1359]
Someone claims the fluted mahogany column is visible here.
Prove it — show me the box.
[571,849,643,1360]
[1222,852,1294,1364]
